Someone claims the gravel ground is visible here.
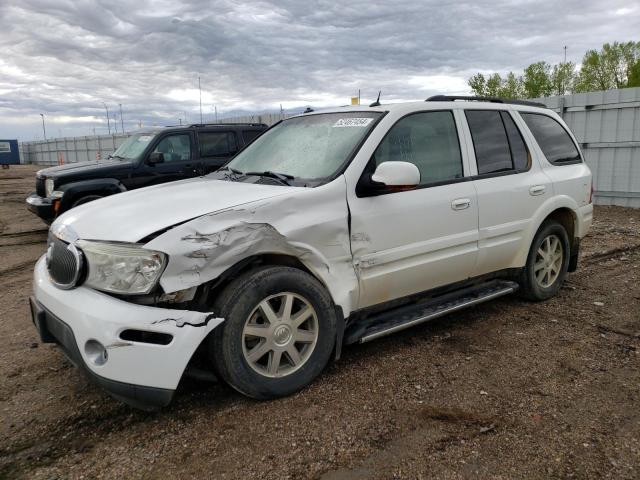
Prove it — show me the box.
[1,165,639,479]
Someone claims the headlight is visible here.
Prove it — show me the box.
[76,240,167,294]
[45,178,55,197]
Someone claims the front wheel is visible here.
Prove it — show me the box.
[520,220,570,301]
[209,266,337,399]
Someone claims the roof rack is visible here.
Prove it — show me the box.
[187,122,268,128]
[426,95,547,109]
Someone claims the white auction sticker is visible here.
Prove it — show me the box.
[333,118,374,127]
[137,135,153,142]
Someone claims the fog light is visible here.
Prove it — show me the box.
[85,339,108,366]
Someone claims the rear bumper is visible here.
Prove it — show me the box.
[26,193,55,222]
[31,256,224,409]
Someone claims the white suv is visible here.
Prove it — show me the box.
[30,96,593,409]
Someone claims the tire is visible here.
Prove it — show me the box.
[71,194,103,208]
[519,220,571,301]
[208,266,337,399]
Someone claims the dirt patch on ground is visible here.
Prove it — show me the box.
[1,165,639,479]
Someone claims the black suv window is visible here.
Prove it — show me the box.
[198,131,237,157]
[373,111,463,186]
[466,110,530,174]
[152,134,191,162]
[521,113,581,164]
[242,130,262,144]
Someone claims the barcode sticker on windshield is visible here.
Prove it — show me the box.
[333,118,374,127]
[138,135,153,142]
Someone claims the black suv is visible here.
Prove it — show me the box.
[26,123,267,223]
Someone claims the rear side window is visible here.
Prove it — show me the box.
[198,131,237,157]
[466,110,512,174]
[242,130,262,144]
[501,112,530,171]
[466,110,531,174]
[521,113,581,164]
[373,111,463,186]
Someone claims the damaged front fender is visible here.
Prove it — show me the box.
[145,177,359,317]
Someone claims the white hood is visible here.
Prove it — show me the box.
[55,177,300,242]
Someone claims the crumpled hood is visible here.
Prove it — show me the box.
[54,176,301,242]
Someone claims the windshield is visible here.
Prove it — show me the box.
[226,112,381,182]
[112,133,156,160]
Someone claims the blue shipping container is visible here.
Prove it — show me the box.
[0,139,20,165]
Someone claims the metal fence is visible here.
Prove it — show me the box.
[531,87,640,208]
[19,134,130,166]
[19,88,640,207]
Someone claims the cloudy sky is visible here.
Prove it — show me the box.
[1,0,638,141]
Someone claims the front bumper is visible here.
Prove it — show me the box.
[26,193,55,222]
[31,256,223,409]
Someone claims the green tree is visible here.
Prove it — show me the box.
[499,72,524,98]
[575,41,640,92]
[523,61,552,98]
[485,73,503,97]
[550,62,576,95]
[468,73,487,96]
[628,59,640,88]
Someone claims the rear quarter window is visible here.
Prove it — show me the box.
[520,113,581,165]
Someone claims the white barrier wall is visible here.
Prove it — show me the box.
[20,134,130,166]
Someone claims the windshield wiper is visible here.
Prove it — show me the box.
[243,170,294,185]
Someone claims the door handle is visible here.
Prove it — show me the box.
[451,198,471,210]
[529,185,546,196]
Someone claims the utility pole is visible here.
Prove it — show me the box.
[563,45,567,63]
[183,111,188,125]
[179,117,182,125]
[39,113,47,140]
[280,104,284,120]
[119,104,124,133]
[198,76,203,124]
[214,106,217,123]
[103,103,111,135]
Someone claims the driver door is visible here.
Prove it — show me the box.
[136,132,200,188]
[348,110,479,308]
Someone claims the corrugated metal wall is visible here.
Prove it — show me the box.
[20,134,130,166]
[531,87,640,208]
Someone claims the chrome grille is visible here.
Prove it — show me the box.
[36,177,45,197]
[46,235,83,289]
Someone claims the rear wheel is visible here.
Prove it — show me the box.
[209,266,337,399]
[520,220,570,301]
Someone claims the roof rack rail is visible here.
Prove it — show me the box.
[187,122,268,128]
[426,95,547,109]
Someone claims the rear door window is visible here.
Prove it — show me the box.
[465,110,512,174]
[521,113,581,164]
[465,110,531,174]
[198,131,238,157]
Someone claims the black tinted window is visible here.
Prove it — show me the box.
[242,130,262,144]
[500,111,530,171]
[374,111,463,186]
[198,131,237,157]
[521,113,581,164]
[152,134,191,162]
[465,110,512,174]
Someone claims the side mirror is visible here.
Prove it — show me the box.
[147,152,164,165]
[371,161,420,187]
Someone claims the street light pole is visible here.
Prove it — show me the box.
[198,76,203,124]
[103,102,111,135]
[119,103,124,133]
[39,113,47,140]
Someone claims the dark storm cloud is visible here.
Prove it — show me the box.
[1,0,638,139]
